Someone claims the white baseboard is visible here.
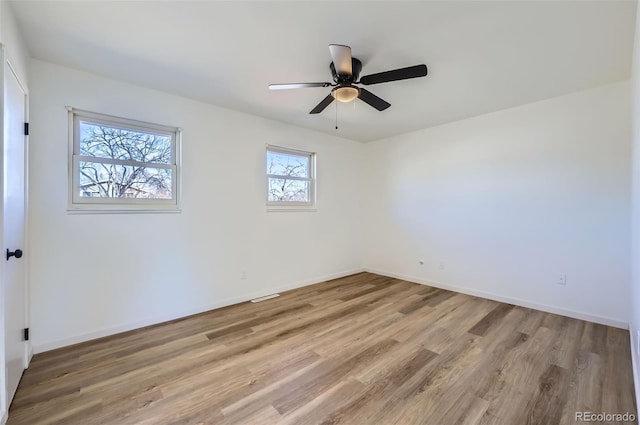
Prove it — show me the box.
[365,268,628,329]
[33,268,365,354]
[630,325,640,415]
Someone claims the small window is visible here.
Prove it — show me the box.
[266,146,315,207]
[68,108,181,212]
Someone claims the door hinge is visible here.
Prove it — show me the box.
[24,122,29,136]
[23,328,29,341]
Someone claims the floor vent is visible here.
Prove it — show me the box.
[251,294,280,303]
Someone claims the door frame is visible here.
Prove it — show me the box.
[0,48,30,424]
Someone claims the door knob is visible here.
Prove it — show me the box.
[6,249,23,260]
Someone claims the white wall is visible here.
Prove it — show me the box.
[28,60,363,352]
[1,1,28,86]
[629,0,640,409]
[364,81,631,327]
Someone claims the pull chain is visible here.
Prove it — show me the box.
[335,99,338,130]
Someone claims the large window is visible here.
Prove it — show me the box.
[266,146,315,207]
[69,108,181,212]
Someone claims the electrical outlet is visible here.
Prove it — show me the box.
[439,261,445,270]
[241,271,247,280]
[557,273,567,285]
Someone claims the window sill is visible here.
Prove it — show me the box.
[67,207,182,215]
[266,206,317,213]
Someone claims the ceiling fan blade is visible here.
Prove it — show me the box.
[309,94,335,114]
[360,64,428,85]
[358,88,391,111]
[329,44,352,76]
[269,82,332,90]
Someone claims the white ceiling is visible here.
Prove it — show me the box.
[9,1,637,142]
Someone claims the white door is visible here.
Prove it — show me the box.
[3,59,27,410]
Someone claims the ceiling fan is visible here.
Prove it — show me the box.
[269,44,428,114]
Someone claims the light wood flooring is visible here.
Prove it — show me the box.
[8,272,637,424]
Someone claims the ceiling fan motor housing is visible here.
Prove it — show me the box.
[331,58,362,83]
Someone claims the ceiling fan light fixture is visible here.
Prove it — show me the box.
[331,86,360,103]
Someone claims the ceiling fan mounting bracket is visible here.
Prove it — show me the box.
[331,57,362,84]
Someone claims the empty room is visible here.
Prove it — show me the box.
[1,0,639,424]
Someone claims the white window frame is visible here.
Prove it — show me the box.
[68,107,182,213]
[266,145,316,210]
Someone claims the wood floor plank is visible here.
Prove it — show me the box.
[271,338,398,415]
[316,348,439,425]
[602,327,637,416]
[429,390,490,425]
[526,364,571,425]
[468,303,515,336]
[277,379,366,425]
[7,272,637,425]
